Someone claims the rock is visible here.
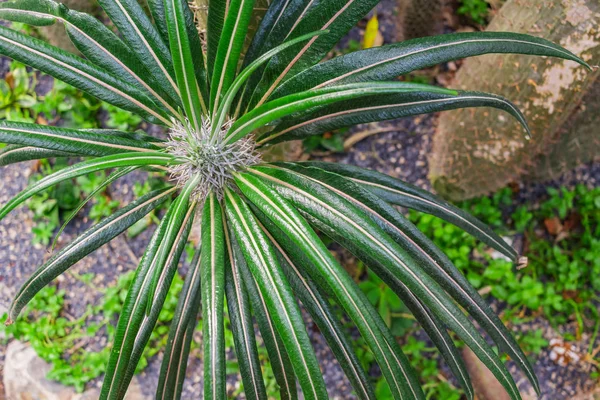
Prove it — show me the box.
[4,340,76,400]
[4,341,151,400]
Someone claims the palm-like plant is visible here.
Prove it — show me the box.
[0,0,590,399]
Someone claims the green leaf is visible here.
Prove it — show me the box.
[0,25,172,125]
[274,31,591,98]
[232,231,298,400]
[0,120,161,156]
[146,0,170,44]
[258,90,531,145]
[96,0,181,103]
[224,218,268,400]
[250,165,523,400]
[164,0,208,125]
[256,215,376,400]
[225,82,456,144]
[101,181,197,400]
[52,167,138,252]
[224,189,328,400]
[0,152,174,220]
[235,172,423,400]
[206,0,228,81]
[0,0,182,117]
[284,162,539,394]
[118,199,197,398]
[303,161,518,261]
[210,0,257,114]
[212,29,329,136]
[0,145,71,166]
[245,0,380,109]
[200,193,227,400]
[6,188,174,323]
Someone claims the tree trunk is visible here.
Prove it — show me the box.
[397,0,445,40]
[429,0,600,201]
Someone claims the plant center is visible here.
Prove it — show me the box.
[166,117,261,201]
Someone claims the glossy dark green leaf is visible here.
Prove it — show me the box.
[275,31,592,99]
[232,229,298,400]
[210,0,257,113]
[0,0,181,117]
[117,200,196,398]
[245,0,380,109]
[0,121,161,157]
[235,172,423,399]
[206,0,228,80]
[224,188,328,400]
[255,213,376,400]
[249,165,523,400]
[302,161,518,261]
[6,188,174,324]
[200,193,227,400]
[283,163,540,394]
[212,29,328,135]
[164,0,209,123]
[272,164,476,396]
[96,0,181,103]
[0,25,172,125]
[225,82,456,144]
[258,90,531,145]
[224,216,268,400]
[101,180,197,400]
[0,145,70,166]
[156,248,202,400]
[147,0,170,44]
[0,152,174,220]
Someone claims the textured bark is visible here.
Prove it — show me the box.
[429,0,600,200]
[397,0,445,40]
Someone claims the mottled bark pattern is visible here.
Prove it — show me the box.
[429,0,600,200]
[397,0,445,40]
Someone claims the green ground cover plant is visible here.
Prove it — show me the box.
[0,0,591,399]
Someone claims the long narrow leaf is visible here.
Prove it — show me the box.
[0,152,174,220]
[225,82,457,144]
[258,90,531,145]
[302,161,518,261]
[280,162,538,394]
[248,0,380,108]
[274,31,592,99]
[232,228,299,400]
[235,172,424,399]
[97,0,180,101]
[201,193,227,400]
[0,0,182,117]
[255,215,376,400]
[6,188,174,323]
[210,0,257,114]
[223,215,268,400]
[224,189,328,400]
[212,29,328,135]
[101,180,197,400]
[118,201,196,398]
[0,121,160,156]
[156,248,203,400]
[0,25,172,126]
[164,0,208,125]
[249,165,524,400]
[0,145,71,166]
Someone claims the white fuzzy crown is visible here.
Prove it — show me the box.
[166,117,261,201]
